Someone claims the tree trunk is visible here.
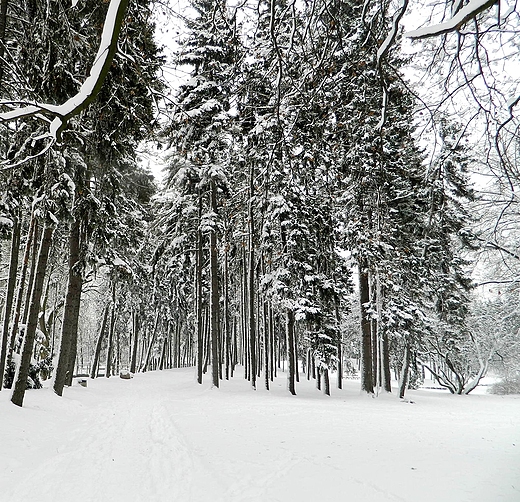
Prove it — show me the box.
[54,218,83,396]
[337,341,343,390]
[381,331,392,392]
[224,243,231,380]
[0,214,20,390]
[263,298,269,391]
[129,308,139,373]
[141,310,159,373]
[11,225,54,407]
[196,192,204,384]
[398,340,411,399]
[159,335,167,370]
[323,367,330,396]
[209,179,220,388]
[286,308,296,395]
[90,303,110,379]
[105,282,117,377]
[359,261,374,394]
[269,305,274,381]
[22,222,39,325]
[248,168,256,390]
[5,216,35,376]
[0,0,9,86]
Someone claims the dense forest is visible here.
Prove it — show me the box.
[1,0,519,407]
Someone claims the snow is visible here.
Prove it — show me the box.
[405,0,497,39]
[0,0,128,140]
[0,368,518,501]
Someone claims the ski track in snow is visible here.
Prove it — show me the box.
[1,368,519,502]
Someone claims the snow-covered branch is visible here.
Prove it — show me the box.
[0,0,129,142]
[405,0,498,39]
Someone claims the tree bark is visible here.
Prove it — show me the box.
[105,282,117,377]
[359,261,374,394]
[248,168,256,390]
[337,341,343,390]
[286,308,296,395]
[54,218,82,396]
[209,179,220,388]
[141,310,159,373]
[323,367,330,396]
[0,214,20,390]
[263,298,269,391]
[398,340,411,398]
[90,303,110,379]
[6,216,35,368]
[381,331,392,392]
[224,243,231,380]
[22,222,39,325]
[196,191,204,384]
[0,0,8,86]
[129,308,139,373]
[11,225,54,407]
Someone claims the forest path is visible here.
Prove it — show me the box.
[1,367,519,502]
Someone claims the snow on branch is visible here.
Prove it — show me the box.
[376,0,409,66]
[0,0,129,142]
[376,0,409,130]
[405,0,498,39]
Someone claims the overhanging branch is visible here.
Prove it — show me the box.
[0,0,129,146]
[405,0,498,40]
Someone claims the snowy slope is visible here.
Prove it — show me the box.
[1,368,519,502]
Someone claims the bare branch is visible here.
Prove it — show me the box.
[0,0,129,145]
[405,0,498,40]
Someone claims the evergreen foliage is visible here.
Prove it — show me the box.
[0,0,505,403]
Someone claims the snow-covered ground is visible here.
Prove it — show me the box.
[1,367,518,502]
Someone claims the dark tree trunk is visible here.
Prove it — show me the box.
[159,335,167,370]
[0,214,20,390]
[209,180,220,388]
[90,303,110,379]
[224,245,231,380]
[129,308,139,373]
[269,305,274,381]
[105,306,115,377]
[371,317,379,388]
[323,367,330,396]
[196,193,204,384]
[286,308,296,395]
[0,0,8,85]
[11,225,54,407]
[105,283,117,377]
[22,222,39,325]
[337,341,343,390]
[359,261,374,394]
[398,340,411,399]
[5,217,35,371]
[294,326,299,383]
[248,168,256,390]
[263,298,269,391]
[54,218,83,396]
[142,310,159,373]
[381,331,392,392]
